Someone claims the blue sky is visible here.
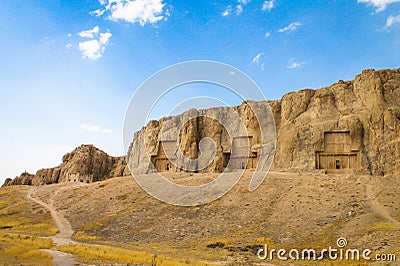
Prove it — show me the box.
[0,0,399,183]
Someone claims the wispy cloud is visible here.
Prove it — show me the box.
[236,4,243,15]
[279,22,301,33]
[265,31,271,38]
[252,52,265,70]
[223,0,251,17]
[287,58,305,69]
[261,0,274,11]
[385,14,400,28]
[252,53,263,64]
[222,5,232,16]
[65,43,72,49]
[77,26,112,60]
[358,0,400,13]
[78,26,99,38]
[91,0,169,26]
[80,124,112,134]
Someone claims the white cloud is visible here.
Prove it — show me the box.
[222,5,232,16]
[288,61,301,69]
[278,22,301,33]
[287,58,305,69]
[65,43,72,49]
[236,5,243,15]
[223,0,251,17]
[80,124,112,134]
[252,52,264,64]
[78,26,112,60]
[99,32,112,44]
[102,128,113,134]
[79,40,102,60]
[265,31,271,37]
[358,0,400,12]
[91,8,106,17]
[67,33,72,37]
[262,0,274,11]
[78,26,99,38]
[386,14,400,27]
[252,53,265,70]
[92,0,168,26]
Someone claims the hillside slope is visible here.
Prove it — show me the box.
[28,171,400,264]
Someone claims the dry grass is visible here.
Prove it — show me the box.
[73,230,101,241]
[0,187,58,237]
[58,243,215,265]
[0,186,57,265]
[80,212,117,231]
[366,221,400,232]
[0,232,53,265]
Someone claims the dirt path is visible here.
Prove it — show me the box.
[358,176,400,226]
[27,187,77,265]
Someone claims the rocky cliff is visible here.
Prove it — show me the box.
[3,68,400,187]
[272,68,400,175]
[2,144,130,187]
[2,172,34,187]
[127,100,277,175]
[128,68,400,176]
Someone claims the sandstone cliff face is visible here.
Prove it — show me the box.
[3,68,399,188]
[127,101,276,174]
[2,145,130,187]
[272,68,400,175]
[2,172,34,187]
[128,68,400,176]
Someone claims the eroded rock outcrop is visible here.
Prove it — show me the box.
[1,172,34,187]
[2,145,130,187]
[3,68,400,188]
[127,101,276,174]
[272,68,400,175]
[128,68,400,176]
